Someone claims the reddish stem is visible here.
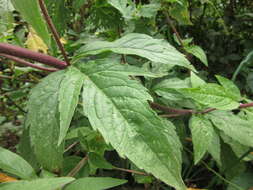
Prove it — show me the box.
[153,101,253,118]
[114,167,148,176]
[38,0,70,66]
[164,11,185,48]
[239,102,253,109]
[0,43,67,69]
[0,53,58,72]
[149,101,195,114]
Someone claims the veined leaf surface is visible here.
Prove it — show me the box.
[77,60,186,189]
[207,129,221,166]
[0,177,74,190]
[65,177,127,190]
[76,33,195,71]
[0,147,36,179]
[179,84,240,110]
[215,75,241,101]
[185,45,208,66]
[190,115,214,164]
[58,67,84,145]
[76,59,165,78]
[208,111,253,147]
[27,71,65,172]
[108,0,135,20]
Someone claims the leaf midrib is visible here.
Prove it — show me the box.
[82,71,181,186]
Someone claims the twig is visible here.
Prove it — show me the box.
[0,75,12,79]
[149,101,195,114]
[164,11,185,48]
[184,147,244,190]
[149,101,253,118]
[198,108,216,114]
[67,155,88,177]
[114,167,148,176]
[239,102,253,109]
[38,0,70,66]
[0,53,58,72]
[0,75,36,83]
[64,142,79,153]
[160,113,189,118]
[223,148,253,173]
[4,95,27,113]
[0,43,67,69]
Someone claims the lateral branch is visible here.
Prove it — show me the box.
[0,43,67,69]
[0,53,58,72]
[150,102,253,117]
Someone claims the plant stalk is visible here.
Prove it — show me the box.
[0,43,67,69]
[0,53,58,72]
[38,0,70,65]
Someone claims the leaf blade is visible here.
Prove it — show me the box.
[65,177,127,190]
[208,111,253,147]
[185,45,208,66]
[0,146,36,179]
[79,61,186,189]
[58,67,84,145]
[0,177,74,190]
[76,33,195,71]
[27,71,65,172]
[179,84,240,110]
[190,115,214,164]
[215,75,241,101]
[11,0,51,47]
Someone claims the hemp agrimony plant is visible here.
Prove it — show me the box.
[0,0,253,190]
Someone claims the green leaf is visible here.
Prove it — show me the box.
[215,75,241,101]
[0,0,14,27]
[44,0,69,36]
[232,50,253,81]
[138,3,161,18]
[0,0,14,13]
[190,72,206,88]
[75,59,165,78]
[108,0,135,20]
[0,146,36,179]
[207,129,221,166]
[18,123,40,171]
[220,143,246,180]
[152,77,191,101]
[88,152,114,170]
[66,127,94,140]
[58,67,84,145]
[78,60,186,189]
[11,0,51,47]
[0,177,74,190]
[131,163,153,184]
[190,115,214,164]
[64,177,127,190]
[208,111,253,147]
[76,33,195,71]
[169,0,192,25]
[220,132,253,161]
[153,77,191,90]
[185,45,208,66]
[179,84,240,110]
[227,172,253,190]
[27,71,65,172]
[164,0,182,3]
[73,0,88,10]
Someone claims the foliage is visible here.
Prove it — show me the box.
[0,0,253,190]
